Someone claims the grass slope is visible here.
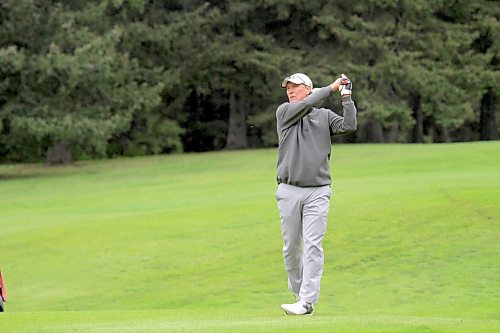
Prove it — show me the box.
[0,142,499,332]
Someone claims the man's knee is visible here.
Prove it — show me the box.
[304,242,324,263]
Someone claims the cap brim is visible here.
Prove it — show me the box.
[281,77,305,88]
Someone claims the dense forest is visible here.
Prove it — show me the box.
[0,0,498,164]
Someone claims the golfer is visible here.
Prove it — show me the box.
[276,73,357,315]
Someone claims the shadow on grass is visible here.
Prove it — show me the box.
[0,173,38,181]
[0,162,88,182]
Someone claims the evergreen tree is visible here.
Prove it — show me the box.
[0,0,498,163]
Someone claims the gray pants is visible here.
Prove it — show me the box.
[276,183,331,304]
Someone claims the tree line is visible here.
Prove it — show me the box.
[0,0,498,164]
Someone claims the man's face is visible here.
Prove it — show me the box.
[286,82,311,103]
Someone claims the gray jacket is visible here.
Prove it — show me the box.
[276,86,357,187]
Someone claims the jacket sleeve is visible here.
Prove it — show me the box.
[329,97,357,135]
[276,87,331,130]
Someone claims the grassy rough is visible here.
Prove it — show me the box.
[0,142,499,332]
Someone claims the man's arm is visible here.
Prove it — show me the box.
[329,96,357,135]
[276,87,331,130]
[330,74,357,134]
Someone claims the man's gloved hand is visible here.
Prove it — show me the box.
[338,74,352,96]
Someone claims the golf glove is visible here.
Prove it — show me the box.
[338,74,352,96]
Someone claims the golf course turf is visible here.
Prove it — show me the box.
[0,142,498,332]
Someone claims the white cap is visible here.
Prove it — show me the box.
[281,73,313,89]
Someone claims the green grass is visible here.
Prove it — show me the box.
[0,142,499,332]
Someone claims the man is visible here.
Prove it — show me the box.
[276,73,357,315]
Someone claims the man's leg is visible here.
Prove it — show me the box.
[300,185,331,304]
[276,184,304,296]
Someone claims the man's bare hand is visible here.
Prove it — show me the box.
[330,77,343,92]
[330,74,352,96]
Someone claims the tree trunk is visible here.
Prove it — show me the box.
[433,124,451,143]
[46,140,72,165]
[409,92,423,143]
[225,90,248,150]
[365,120,384,143]
[384,124,399,143]
[454,123,474,142]
[479,88,498,140]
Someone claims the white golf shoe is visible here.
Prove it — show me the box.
[280,301,314,315]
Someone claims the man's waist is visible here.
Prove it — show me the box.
[277,175,331,187]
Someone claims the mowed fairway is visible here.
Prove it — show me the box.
[0,142,499,332]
